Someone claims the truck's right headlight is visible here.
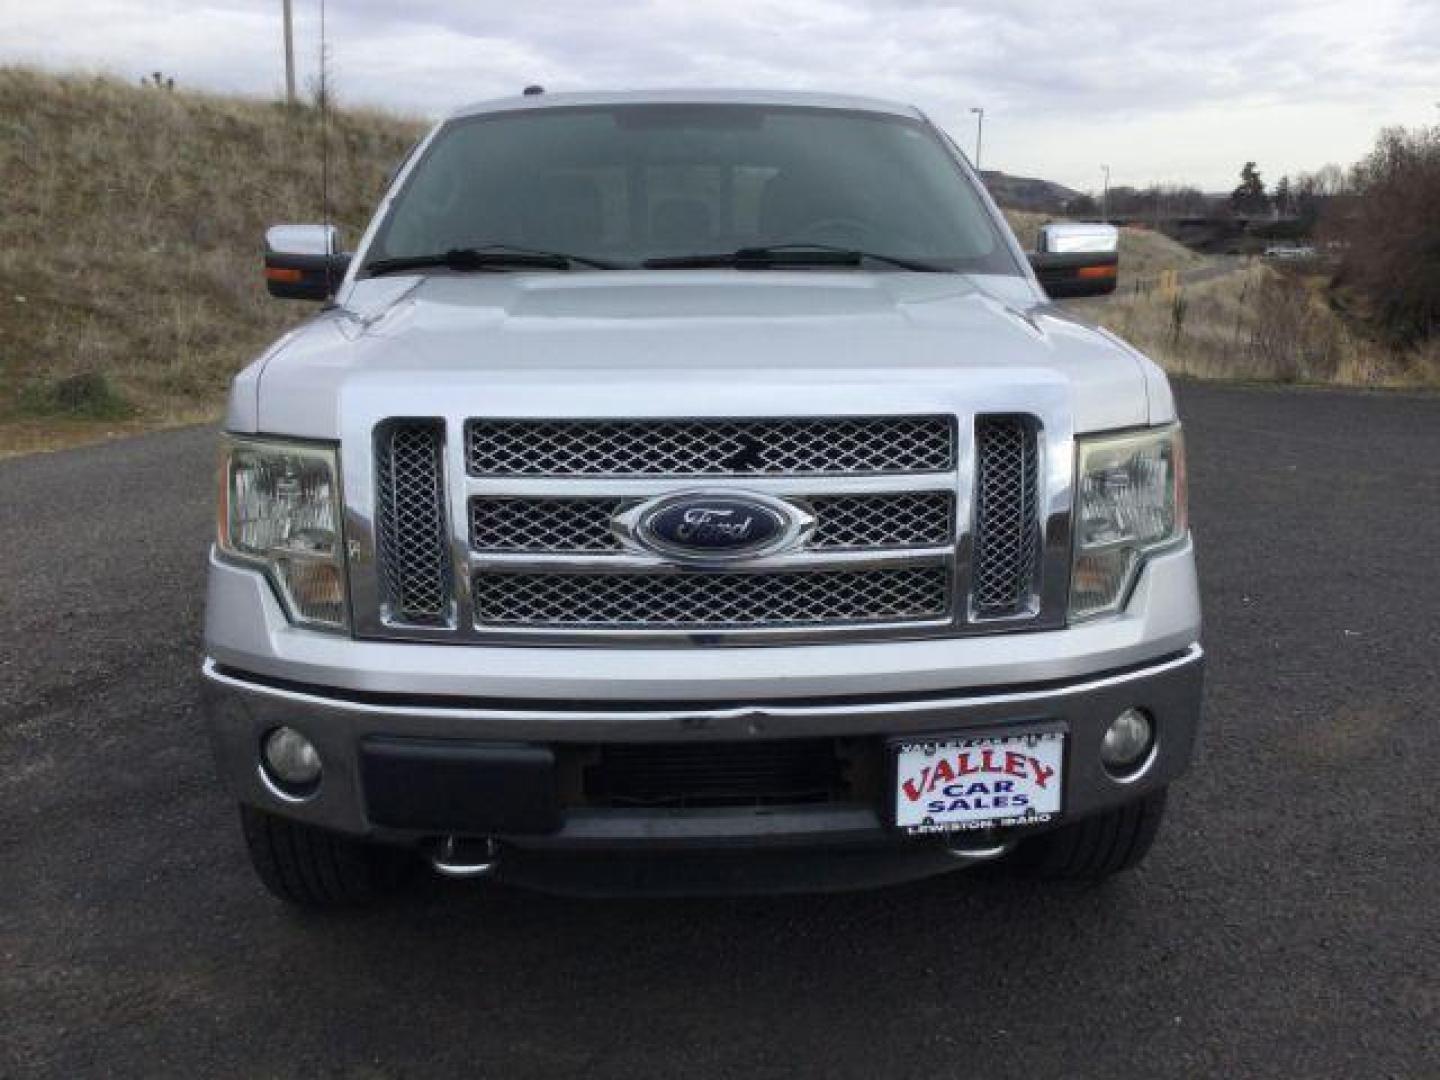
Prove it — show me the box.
[1070,424,1187,620]
[217,435,348,630]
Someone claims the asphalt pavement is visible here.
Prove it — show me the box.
[2,381,1437,1078]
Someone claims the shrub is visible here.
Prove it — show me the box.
[1247,273,1341,382]
[1328,125,1440,346]
[19,372,134,419]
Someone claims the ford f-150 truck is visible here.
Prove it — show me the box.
[202,89,1202,907]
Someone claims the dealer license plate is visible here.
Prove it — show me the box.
[893,730,1065,835]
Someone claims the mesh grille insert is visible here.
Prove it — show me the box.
[808,491,954,549]
[472,566,950,629]
[471,497,624,553]
[971,416,1040,618]
[468,492,955,554]
[466,416,955,477]
[374,421,452,626]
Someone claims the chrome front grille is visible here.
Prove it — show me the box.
[466,416,955,477]
[361,411,1060,644]
[472,567,951,630]
[468,491,955,554]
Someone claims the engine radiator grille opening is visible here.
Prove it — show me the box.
[472,566,951,630]
[971,415,1041,619]
[374,420,453,627]
[466,415,955,477]
[574,739,862,809]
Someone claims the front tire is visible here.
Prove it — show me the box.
[1014,787,1169,881]
[239,805,412,909]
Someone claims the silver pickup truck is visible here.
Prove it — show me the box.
[202,89,1202,906]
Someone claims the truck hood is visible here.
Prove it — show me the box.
[234,271,1169,438]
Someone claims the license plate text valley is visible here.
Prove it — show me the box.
[902,747,1054,814]
[893,733,1065,833]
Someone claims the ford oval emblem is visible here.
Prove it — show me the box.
[617,491,814,563]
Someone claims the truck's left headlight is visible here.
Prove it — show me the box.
[1070,424,1187,620]
[217,436,348,630]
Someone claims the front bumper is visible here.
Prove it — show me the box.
[201,644,1203,862]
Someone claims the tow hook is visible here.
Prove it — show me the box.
[429,836,500,878]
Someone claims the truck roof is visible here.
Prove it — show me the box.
[448,88,924,121]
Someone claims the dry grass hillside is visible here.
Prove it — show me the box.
[1002,208,1436,387]
[1091,263,1440,387]
[0,67,423,454]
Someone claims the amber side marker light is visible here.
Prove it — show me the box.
[1076,264,1118,280]
[264,266,305,284]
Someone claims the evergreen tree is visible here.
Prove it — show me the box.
[1230,162,1268,215]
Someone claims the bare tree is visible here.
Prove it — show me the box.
[1332,125,1440,345]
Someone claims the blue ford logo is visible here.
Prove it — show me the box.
[619,492,811,562]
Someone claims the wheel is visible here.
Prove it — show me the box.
[1013,787,1169,881]
[239,805,413,909]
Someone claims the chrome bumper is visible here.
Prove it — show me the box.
[200,643,1204,849]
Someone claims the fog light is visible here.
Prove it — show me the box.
[1101,708,1154,774]
[262,726,321,794]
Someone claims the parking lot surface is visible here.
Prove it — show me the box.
[2,381,1437,1078]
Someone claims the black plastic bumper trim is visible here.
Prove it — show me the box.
[360,737,560,835]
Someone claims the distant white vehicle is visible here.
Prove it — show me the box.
[1037,220,1119,254]
[1263,244,1316,259]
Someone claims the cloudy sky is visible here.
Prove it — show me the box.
[3,0,1436,191]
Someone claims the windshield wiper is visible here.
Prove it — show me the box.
[642,244,947,272]
[364,245,620,277]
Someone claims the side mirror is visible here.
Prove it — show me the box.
[264,224,351,301]
[1028,221,1120,299]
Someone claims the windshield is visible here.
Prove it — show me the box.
[364,104,1019,275]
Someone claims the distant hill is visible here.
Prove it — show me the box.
[980,170,1082,213]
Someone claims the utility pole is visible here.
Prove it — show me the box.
[282,0,297,105]
[970,107,985,171]
[1101,164,1111,222]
